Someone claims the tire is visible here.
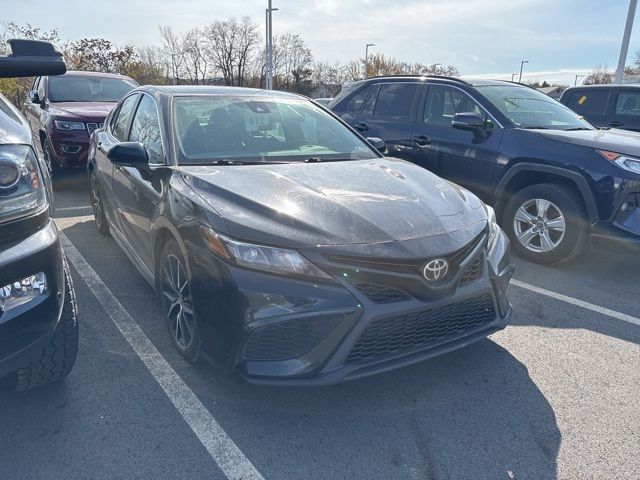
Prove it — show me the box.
[90,169,110,236]
[43,139,59,181]
[15,257,79,391]
[503,183,588,265]
[159,239,202,363]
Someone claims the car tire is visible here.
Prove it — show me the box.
[15,257,79,391]
[90,169,110,236]
[503,183,588,265]
[159,239,202,363]
[43,139,59,180]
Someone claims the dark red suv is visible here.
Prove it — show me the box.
[23,71,137,177]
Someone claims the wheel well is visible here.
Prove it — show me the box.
[39,130,47,146]
[495,171,586,219]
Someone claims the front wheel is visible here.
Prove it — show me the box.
[503,183,588,265]
[90,169,110,236]
[159,239,201,363]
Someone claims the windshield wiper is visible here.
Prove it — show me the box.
[563,127,592,131]
[518,126,551,130]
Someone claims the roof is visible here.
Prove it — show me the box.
[142,85,303,99]
[59,70,134,80]
[352,75,528,88]
[564,84,640,91]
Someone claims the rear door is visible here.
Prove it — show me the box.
[411,84,503,200]
[562,88,611,127]
[608,89,640,132]
[348,82,422,161]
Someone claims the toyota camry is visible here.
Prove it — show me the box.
[87,85,514,385]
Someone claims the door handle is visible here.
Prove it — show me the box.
[354,122,369,131]
[608,121,624,127]
[414,135,432,147]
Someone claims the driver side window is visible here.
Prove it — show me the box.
[129,95,163,165]
[111,94,139,141]
[424,85,485,126]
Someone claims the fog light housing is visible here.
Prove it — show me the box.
[61,144,81,154]
[0,272,47,313]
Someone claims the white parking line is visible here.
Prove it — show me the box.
[512,279,640,327]
[56,205,92,211]
[59,233,265,480]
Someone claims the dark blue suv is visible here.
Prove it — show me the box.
[331,76,640,264]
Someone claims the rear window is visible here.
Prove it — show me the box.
[615,91,640,116]
[565,90,609,115]
[372,83,420,120]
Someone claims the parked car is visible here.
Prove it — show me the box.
[0,39,79,391]
[330,76,640,264]
[23,70,137,177]
[87,85,514,385]
[313,97,333,107]
[559,84,640,132]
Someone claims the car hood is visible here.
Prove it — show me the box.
[181,158,488,250]
[49,102,117,119]
[537,128,640,157]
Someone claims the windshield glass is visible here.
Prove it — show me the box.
[172,96,378,164]
[48,75,137,102]
[476,85,593,130]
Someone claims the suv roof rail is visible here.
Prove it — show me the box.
[365,74,472,86]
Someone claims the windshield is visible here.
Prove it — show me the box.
[476,85,593,130]
[172,96,378,164]
[48,75,137,102]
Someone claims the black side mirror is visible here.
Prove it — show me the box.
[107,142,149,167]
[29,90,41,104]
[0,39,66,78]
[452,112,488,137]
[366,137,387,154]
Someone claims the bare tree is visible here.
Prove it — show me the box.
[584,66,614,85]
[203,17,259,86]
[181,28,209,85]
[159,25,184,85]
[272,33,313,92]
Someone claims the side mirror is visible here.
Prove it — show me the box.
[452,112,488,136]
[366,137,387,154]
[107,142,149,167]
[29,90,41,104]
[0,39,66,78]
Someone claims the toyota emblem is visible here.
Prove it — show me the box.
[422,259,449,282]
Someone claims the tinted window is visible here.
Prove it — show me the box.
[424,85,484,125]
[129,95,162,164]
[173,96,377,163]
[112,94,139,141]
[373,83,419,120]
[48,75,137,103]
[565,90,609,115]
[615,91,640,116]
[344,84,377,113]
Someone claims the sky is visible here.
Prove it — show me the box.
[7,0,640,85]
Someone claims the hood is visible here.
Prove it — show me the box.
[0,94,30,145]
[181,158,487,250]
[538,128,640,157]
[49,102,117,119]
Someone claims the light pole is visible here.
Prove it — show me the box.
[365,43,375,78]
[615,0,638,84]
[265,1,278,90]
[574,74,585,86]
[511,73,518,82]
[432,63,442,74]
[518,60,529,83]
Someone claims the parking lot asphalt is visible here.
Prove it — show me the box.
[1,172,639,480]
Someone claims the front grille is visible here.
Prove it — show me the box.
[351,282,411,303]
[86,123,103,135]
[346,294,496,364]
[242,314,344,361]
[458,256,482,286]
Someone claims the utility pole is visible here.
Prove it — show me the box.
[265,0,278,90]
[615,0,637,84]
[518,60,529,83]
[365,43,375,78]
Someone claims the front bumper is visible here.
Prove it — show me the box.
[48,129,91,168]
[217,229,514,386]
[0,220,65,379]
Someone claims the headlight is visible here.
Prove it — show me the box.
[597,150,640,174]
[54,120,85,131]
[484,204,500,252]
[0,145,46,223]
[201,228,331,280]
